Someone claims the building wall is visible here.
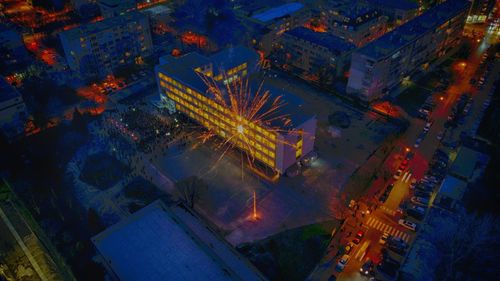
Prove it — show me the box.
[60,13,152,80]
[347,4,468,101]
[280,32,353,77]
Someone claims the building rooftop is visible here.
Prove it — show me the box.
[367,0,418,11]
[0,77,20,103]
[437,175,467,201]
[92,200,266,281]
[449,146,489,181]
[140,4,171,16]
[251,2,304,23]
[357,0,469,59]
[59,11,146,41]
[156,46,312,128]
[285,27,356,54]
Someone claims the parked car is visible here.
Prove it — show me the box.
[356,230,365,239]
[377,258,400,277]
[407,205,426,220]
[336,255,350,272]
[398,219,417,231]
[414,190,431,199]
[411,196,430,206]
[344,242,355,254]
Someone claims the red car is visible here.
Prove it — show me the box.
[356,230,364,239]
[399,160,409,170]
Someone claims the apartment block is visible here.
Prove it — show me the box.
[347,0,469,102]
[279,27,355,77]
[321,2,388,47]
[59,12,152,80]
[155,46,317,174]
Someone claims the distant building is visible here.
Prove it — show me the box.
[236,2,311,54]
[0,77,27,141]
[434,175,467,211]
[59,12,152,80]
[279,27,355,77]
[467,0,496,23]
[71,0,99,18]
[155,46,317,174]
[0,24,31,73]
[92,200,267,281]
[98,0,136,19]
[365,0,419,25]
[346,0,469,102]
[139,4,172,35]
[320,2,388,47]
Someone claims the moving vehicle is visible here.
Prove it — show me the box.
[360,259,374,275]
[393,170,403,180]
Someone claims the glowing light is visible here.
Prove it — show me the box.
[236,124,244,134]
[253,190,258,220]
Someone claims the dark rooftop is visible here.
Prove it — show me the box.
[0,77,20,103]
[368,0,419,11]
[285,27,356,54]
[358,0,470,59]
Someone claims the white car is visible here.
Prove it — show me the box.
[393,169,403,180]
[398,219,417,231]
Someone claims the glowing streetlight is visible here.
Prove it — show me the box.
[236,124,244,134]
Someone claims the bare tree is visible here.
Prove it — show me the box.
[175,176,208,208]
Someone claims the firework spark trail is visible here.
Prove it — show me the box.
[190,70,307,172]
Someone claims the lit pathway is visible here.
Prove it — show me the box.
[0,206,48,281]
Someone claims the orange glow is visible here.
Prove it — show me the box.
[372,101,400,118]
[171,48,182,57]
[181,31,208,48]
[137,0,168,10]
[303,19,327,33]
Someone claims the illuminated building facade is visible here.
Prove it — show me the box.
[347,0,469,102]
[59,12,152,80]
[466,0,496,23]
[155,47,317,174]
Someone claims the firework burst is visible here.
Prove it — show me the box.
[190,71,298,175]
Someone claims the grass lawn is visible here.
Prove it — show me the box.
[237,221,340,281]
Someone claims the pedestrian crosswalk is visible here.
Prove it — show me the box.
[401,171,412,183]
[380,206,396,216]
[365,217,410,243]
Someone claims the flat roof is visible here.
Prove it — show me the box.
[92,200,266,281]
[251,2,304,23]
[449,146,484,180]
[285,27,355,54]
[368,0,418,11]
[156,47,312,128]
[357,0,469,60]
[59,11,146,41]
[438,175,467,201]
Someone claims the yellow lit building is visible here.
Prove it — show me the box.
[155,46,317,174]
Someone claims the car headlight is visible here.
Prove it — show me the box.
[365,270,369,274]
[360,268,363,272]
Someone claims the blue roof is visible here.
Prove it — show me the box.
[368,0,418,11]
[92,201,265,281]
[358,0,470,60]
[251,2,304,23]
[285,27,356,54]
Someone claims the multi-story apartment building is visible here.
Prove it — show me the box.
[321,2,388,47]
[98,0,136,19]
[365,0,419,25]
[279,27,355,77]
[467,0,496,23]
[347,0,470,102]
[155,46,317,175]
[0,77,28,141]
[59,12,152,80]
[236,2,312,54]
